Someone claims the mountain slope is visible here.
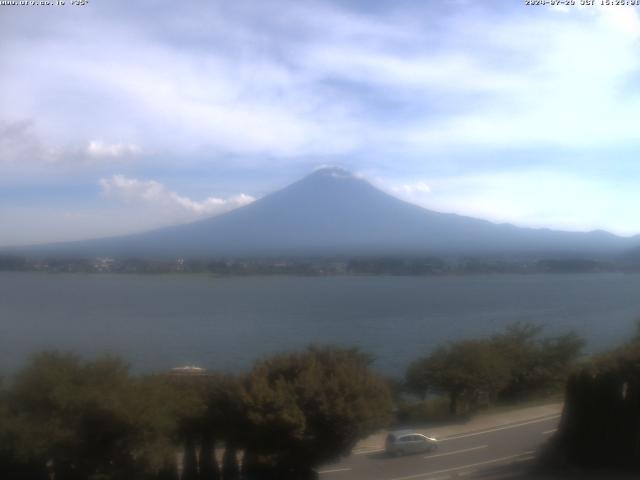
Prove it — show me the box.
[16,167,639,258]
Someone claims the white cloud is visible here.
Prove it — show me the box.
[87,140,141,158]
[99,174,255,218]
[0,120,45,165]
[401,7,640,152]
[379,170,640,236]
[597,5,640,37]
[0,120,143,169]
[391,181,431,195]
[3,2,640,242]
[3,1,640,164]
[0,3,366,163]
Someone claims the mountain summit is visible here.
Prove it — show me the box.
[20,168,638,258]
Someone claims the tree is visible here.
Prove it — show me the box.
[162,372,219,480]
[492,323,584,401]
[241,346,392,478]
[490,322,544,401]
[204,375,244,480]
[165,372,248,480]
[221,443,240,480]
[405,362,431,400]
[631,318,640,345]
[7,353,131,479]
[0,375,49,480]
[553,340,640,470]
[198,429,220,480]
[537,332,585,388]
[182,435,198,480]
[6,352,179,480]
[407,323,585,413]
[406,339,510,415]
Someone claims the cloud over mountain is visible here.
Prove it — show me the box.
[2,2,640,244]
[99,174,255,217]
[20,168,637,259]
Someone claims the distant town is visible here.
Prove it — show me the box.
[1,254,637,275]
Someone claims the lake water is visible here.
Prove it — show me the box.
[1,272,639,377]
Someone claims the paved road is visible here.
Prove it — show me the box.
[318,412,561,480]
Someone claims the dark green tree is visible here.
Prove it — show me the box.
[241,346,392,478]
[492,323,584,401]
[204,375,244,480]
[631,318,640,344]
[154,460,180,480]
[164,372,216,480]
[406,339,510,415]
[6,352,180,480]
[490,322,544,401]
[0,376,49,480]
[182,434,198,480]
[405,361,431,400]
[165,372,245,480]
[221,443,240,480]
[7,353,134,479]
[553,339,640,471]
[199,429,220,480]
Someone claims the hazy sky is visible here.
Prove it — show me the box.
[1,0,640,246]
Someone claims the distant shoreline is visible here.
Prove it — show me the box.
[1,268,638,278]
[3,252,639,276]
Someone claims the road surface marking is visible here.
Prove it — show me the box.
[387,450,536,480]
[440,415,561,442]
[353,448,385,455]
[542,428,557,435]
[423,445,487,459]
[353,414,560,455]
[318,467,352,475]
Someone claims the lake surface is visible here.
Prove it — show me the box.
[1,272,639,377]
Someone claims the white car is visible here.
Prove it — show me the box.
[385,431,438,456]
